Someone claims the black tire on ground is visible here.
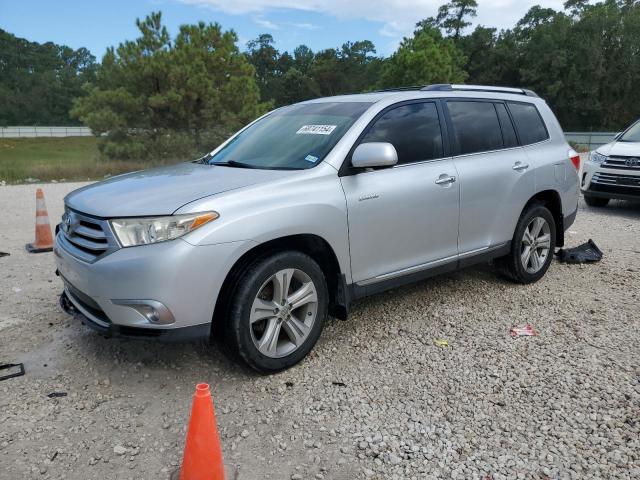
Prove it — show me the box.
[500,204,557,284]
[224,251,328,373]
[584,195,610,207]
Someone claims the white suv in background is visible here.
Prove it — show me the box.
[581,119,640,207]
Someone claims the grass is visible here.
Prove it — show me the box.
[0,137,176,184]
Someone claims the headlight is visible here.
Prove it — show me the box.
[589,151,607,164]
[110,212,219,247]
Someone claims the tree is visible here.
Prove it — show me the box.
[245,34,282,101]
[435,0,478,40]
[72,12,267,159]
[379,25,467,88]
[0,29,96,125]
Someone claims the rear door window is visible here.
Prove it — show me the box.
[447,101,503,155]
[507,102,549,145]
[360,102,444,165]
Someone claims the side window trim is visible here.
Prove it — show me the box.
[338,99,449,177]
[493,100,521,148]
[505,100,550,146]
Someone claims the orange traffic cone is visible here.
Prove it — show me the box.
[26,188,54,253]
[178,383,225,480]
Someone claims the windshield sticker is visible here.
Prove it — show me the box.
[296,125,337,135]
[304,154,319,163]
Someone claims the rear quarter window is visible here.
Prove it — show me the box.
[507,102,549,145]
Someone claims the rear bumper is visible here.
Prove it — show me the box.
[59,290,210,342]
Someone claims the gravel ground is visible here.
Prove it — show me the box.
[0,182,638,480]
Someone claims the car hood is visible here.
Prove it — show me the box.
[598,141,640,157]
[65,162,297,217]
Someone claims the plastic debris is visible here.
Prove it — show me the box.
[556,239,602,264]
[47,392,68,398]
[0,252,9,258]
[434,339,449,347]
[510,325,538,337]
[0,363,25,381]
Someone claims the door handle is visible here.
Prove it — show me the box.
[513,162,529,172]
[435,174,457,185]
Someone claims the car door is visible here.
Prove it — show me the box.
[340,100,460,284]
[444,99,535,255]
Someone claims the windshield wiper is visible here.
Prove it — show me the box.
[210,160,258,169]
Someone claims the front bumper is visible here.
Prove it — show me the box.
[59,290,211,342]
[54,230,253,338]
[581,159,640,200]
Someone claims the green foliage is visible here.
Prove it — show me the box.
[72,12,268,160]
[459,0,640,130]
[4,0,640,161]
[245,37,383,105]
[0,30,96,126]
[380,26,467,87]
[435,0,478,40]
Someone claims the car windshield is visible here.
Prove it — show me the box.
[619,120,640,142]
[207,102,371,170]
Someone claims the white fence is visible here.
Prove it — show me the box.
[0,126,92,138]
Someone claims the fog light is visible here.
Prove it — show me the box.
[111,299,175,325]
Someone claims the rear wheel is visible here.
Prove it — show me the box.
[501,204,556,284]
[584,195,610,207]
[225,251,328,373]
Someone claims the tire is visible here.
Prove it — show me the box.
[225,251,328,373]
[500,204,556,284]
[584,195,610,207]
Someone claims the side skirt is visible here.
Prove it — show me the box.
[348,242,511,302]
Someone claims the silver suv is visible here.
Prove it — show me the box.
[56,84,579,372]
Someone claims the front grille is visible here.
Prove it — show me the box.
[58,208,120,263]
[592,172,640,187]
[591,172,640,197]
[602,156,640,171]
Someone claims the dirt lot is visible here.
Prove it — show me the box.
[0,182,638,480]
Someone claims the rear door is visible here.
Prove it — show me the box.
[444,99,535,254]
[340,101,460,284]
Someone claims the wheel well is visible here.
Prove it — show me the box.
[524,190,564,247]
[211,234,348,339]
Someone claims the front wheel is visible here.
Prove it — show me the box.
[225,251,328,373]
[500,204,556,284]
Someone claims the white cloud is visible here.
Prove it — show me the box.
[252,15,279,30]
[180,0,568,42]
[288,22,317,30]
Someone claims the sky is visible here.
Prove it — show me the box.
[0,0,568,59]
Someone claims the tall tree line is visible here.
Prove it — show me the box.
[0,29,96,125]
[244,0,640,131]
[1,0,639,159]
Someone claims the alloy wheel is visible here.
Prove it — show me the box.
[520,216,551,274]
[249,268,318,358]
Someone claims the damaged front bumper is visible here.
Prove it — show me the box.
[58,288,210,342]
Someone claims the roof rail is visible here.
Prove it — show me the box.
[375,86,424,92]
[421,84,539,97]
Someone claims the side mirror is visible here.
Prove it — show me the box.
[351,142,398,169]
